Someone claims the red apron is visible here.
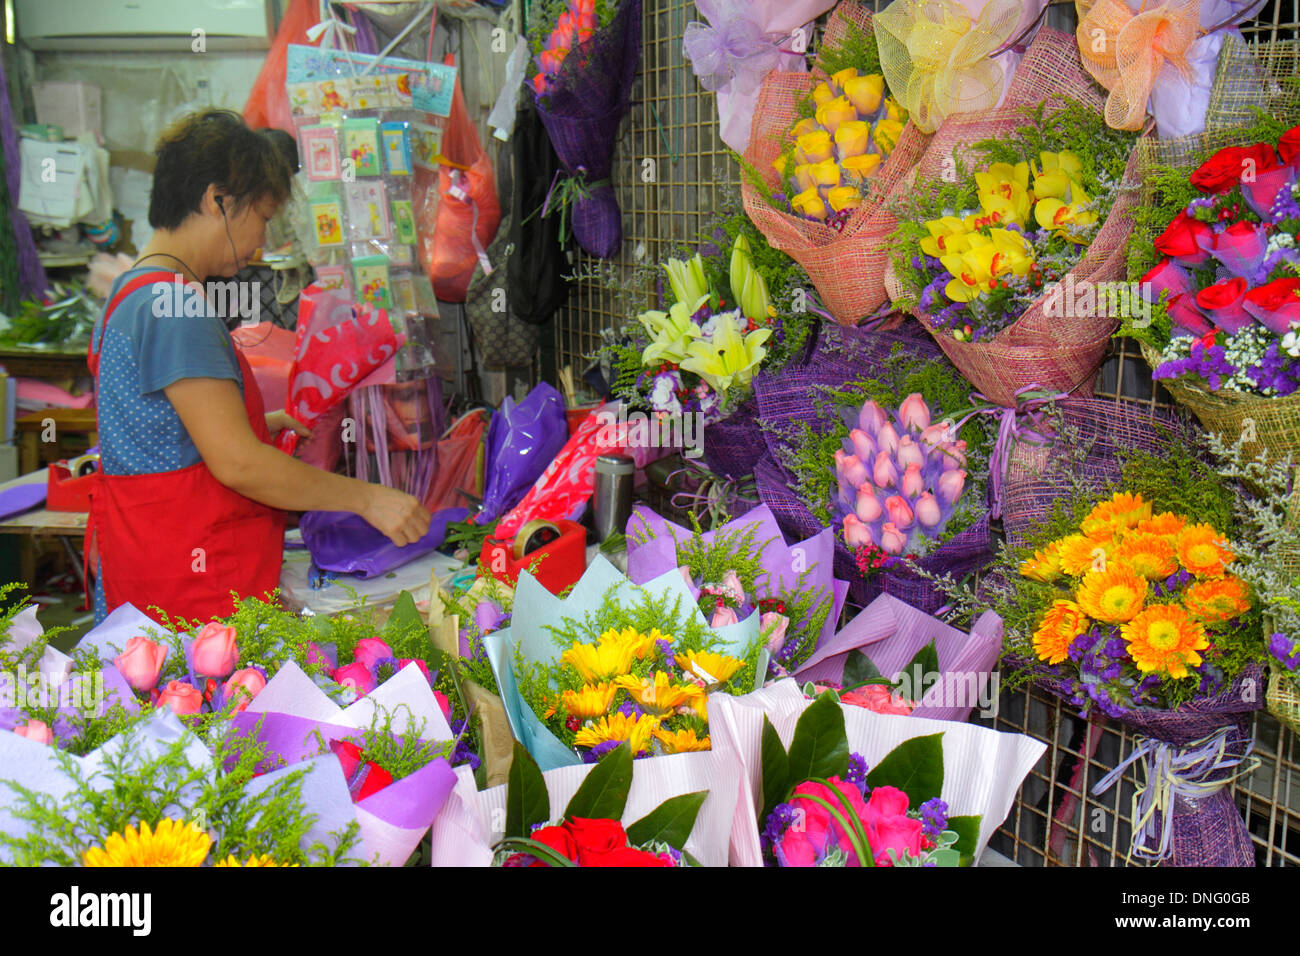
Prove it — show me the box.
[86,270,287,626]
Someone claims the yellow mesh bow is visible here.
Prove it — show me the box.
[874,0,1023,134]
[1075,0,1200,131]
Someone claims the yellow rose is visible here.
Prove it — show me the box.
[815,96,857,136]
[827,185,862,212]
[792,187,828,220]
[834,120,872,158]
[793,163,816,193]
[808,158,841,188]
[795,129,834,165]
[843,73,885,116]
[830,67,860,95]
[842,152,883,180]
[873,117,905,154]
[812,81,836,107]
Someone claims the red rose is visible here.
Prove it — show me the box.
[527,825,579,866]
[566,817,628,857]
[1153,212,1212,265]
[1243,277,1300,334]
[1279,125,1300,165]
[1194,277,1252,334]
[1189,143,1279,194]
[329,739,394,802]
[1167,292,1214,337]
[578,847,674,867]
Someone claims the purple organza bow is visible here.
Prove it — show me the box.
[952,384,1067,520]
[683,0,783,94]
[1090,726,1259,864]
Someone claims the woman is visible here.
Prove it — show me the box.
[88,109,429,626]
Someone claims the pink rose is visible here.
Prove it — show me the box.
[875,423,899,458]
[1140,258,1193,304]
[222,667,267,713]
[898,393,931,432]
[915,492,942,529]
[862,785,924,865]
[857,400,888,435]
[433,690,452,722]
[838,452,869,488]
[760,612,790,653]
[884,495,915,530]
[866,785,911,818]
[334,662,377,695]
[305,642,335,670]
[352,638,393,672]
[937,469,966,506]
[849,428,876,462]
[1195,277,1252,334]
[919,422,950,450]
[873,451,899,489]
[711,605,739,628]
[879,523,907,556]
[398,658,433,685]
[841,683,916,716]
[190,622,238,679]
[896,437,924,471]
[156,680,204,716]
[113,635,168,692]
[940,440,966,472]
[720,570,746,606]
[776,799,834,867]
[1197,221,1268,280]
[855,485,883,523]
[13,719,53,745]
[843,514,872,549]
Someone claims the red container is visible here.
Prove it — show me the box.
[46,460,97,512]
[566,404,602,436]
[479,519,587,595]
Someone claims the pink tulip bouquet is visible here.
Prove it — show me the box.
[708,678,1045,866]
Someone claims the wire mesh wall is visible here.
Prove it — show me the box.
[549,0,1300,864]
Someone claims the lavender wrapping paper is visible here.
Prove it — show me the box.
[708,679,1046,867]
[793,592,1003,722]
[626,502,849,664]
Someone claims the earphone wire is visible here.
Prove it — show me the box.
[220,197,277,348]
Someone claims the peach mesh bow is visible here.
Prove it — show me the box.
[1075,0,1200,130]
[874,0,1023,134]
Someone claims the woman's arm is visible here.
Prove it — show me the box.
[164,377,431,546]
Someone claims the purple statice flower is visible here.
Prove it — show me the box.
[762,802,797,850]
[617,699,644,719]
[846,752,871,793]
[449,717,481,771]
[655,638,674,661]
[372,656,401,684]
[581,739,623,764]
[919,797,949,840]
[1269,633,1300,670]
[1272,182,1300,223]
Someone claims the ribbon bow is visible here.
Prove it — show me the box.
[949,384,1066,519]
[874,0,1023,134]
[1075,0,1200,131]
[306,2,358,52]
[682,0,783,95]
[1091,725,1260,863]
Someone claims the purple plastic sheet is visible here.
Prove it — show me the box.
[300,506,467,578]
[0,483,46,521]
[477,382,569,523]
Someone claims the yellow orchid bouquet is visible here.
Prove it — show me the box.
[891,100,1137,343]
[774,67,908,226]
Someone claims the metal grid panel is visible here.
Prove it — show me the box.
[550,0,1300,864]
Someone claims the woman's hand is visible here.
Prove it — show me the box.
[361,484,432,547]
[266,410,311,439]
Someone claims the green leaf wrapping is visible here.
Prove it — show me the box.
[505,742,551,839]
[865,732,944,806]
[946,814,982,866]
[625,791,708,850]
[760,716,791,822]
[842,649,889,690]
[786,692,850,786]
[900,640,940,691]
[564,743,633,821]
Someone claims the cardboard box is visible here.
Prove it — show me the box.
[33,82,102,141]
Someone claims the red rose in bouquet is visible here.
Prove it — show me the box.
[1243,277,1300,335]
[1189,143,1278,194]
[1279,124,1300,166]
[1194,277,1252,334]
[1153,212,1213,265]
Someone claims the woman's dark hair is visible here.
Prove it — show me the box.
[261,127,300,174]
[148,109,291,230]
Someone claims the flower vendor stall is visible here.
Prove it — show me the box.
[10,0,1300,891]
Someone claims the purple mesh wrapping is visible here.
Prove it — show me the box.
[533,0,642,258]
[1030,664,1260,867]
[1000,399,1258,866]
[0,46,48,306]
[751,321,994,613]
[702,394,765,479]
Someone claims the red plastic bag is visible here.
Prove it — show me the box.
[415,59,501,302]
[243,0,318,133]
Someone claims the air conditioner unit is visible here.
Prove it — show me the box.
[17,0,275,52]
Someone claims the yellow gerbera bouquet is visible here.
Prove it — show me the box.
[1012,491,1257,715]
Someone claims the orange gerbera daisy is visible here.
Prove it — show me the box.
[1076,566,1147,623]
[1081,492,1152,540]
[1136,511,1186,540]
[1032,600,1090,664]
[1122,604,1209,678]
[1057,534,1110,576]
[1020,543,1063,582]
[1183,576,1252,623]
[1176,524,1235,578]
[1113,532,1179,580]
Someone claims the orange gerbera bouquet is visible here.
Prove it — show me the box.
[1012,491,1259,716]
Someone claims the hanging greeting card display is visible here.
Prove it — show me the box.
[285,44,457,379]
